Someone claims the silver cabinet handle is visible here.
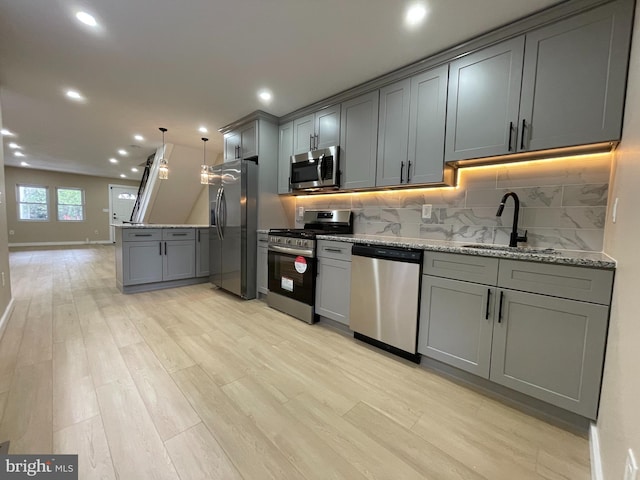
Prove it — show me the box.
[309,134,313,151]
[314,134,319,149]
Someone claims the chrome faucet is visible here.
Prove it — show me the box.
[496,191,528,248]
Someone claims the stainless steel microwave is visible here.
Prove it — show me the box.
[290,146,339,192]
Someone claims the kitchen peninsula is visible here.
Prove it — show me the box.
[114,225,210,293]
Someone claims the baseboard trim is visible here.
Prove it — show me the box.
[9,240,113,247]
[0,298,16,341]
[590,423,604,480]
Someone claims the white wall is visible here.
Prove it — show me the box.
[598,4,640,478]
[0,95,14,326]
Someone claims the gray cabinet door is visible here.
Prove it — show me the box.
[241,121,258,158]
[196,228,210,278]
[122,241,163,286]
[315,105,341,149]
[224,131,241,162]
[163,239,196,281]
[490,289,609,419]
[340,91,380,190]
[278,122,294,194]
[408,65,449,184]
[518,0,633,151]
[445,37,524,162]
[316,257,352,325]
[257,242,268,295]
[376,79,411,187]
[419,276,494,378]
[293,114,315,155]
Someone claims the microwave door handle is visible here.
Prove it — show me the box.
[317,154,324,185]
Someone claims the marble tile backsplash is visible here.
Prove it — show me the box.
[295,155,612,251]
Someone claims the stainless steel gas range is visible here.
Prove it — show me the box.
[267,209,353,324]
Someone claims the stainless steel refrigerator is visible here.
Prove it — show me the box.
[209,159,258,299]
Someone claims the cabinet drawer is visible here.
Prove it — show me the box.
[317,240,352,261]
[423,252,499,285]
[162,228,195,240]
[122,229,162,242]
[498,260,614,305]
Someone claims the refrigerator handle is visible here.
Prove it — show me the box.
[220,187,226,240]
[214,187,223,240]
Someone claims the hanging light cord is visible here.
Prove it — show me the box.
[202,137,208,165]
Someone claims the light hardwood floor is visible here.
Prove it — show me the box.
[0,246,591,479]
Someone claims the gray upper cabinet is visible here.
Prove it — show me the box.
[293,105,341,155]
[224,131,241,162]
[490,289,609,419]
[340,91,380,190]
[376,79,411,186]
[407,65,449,184]
[224,121,258,162]
[445,37,525,162]
[518,0,633,151]
[278,121,294,194]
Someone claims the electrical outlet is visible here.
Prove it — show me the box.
[612,197,619,223]
[422,204,432,220]
[297,206,304,220]
[625,449,638,480]
[8,230,14,236]
[94,230,99,235]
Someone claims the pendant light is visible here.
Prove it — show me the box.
[200,137,209,185]
[158,127,169,179]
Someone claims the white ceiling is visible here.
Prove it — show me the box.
[0,0,562,180]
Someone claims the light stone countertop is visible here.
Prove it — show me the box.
[257,229,270,234]
[112,224,209,228]
[316,233,616,269]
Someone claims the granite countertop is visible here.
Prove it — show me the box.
[316,233,616,269]
[112,224,209,228]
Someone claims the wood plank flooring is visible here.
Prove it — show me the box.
[0,245,591,479]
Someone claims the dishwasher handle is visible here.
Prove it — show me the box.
[351,244,422,263]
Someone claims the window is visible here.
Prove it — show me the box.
[57,187,85,221]
[17,185,49,221]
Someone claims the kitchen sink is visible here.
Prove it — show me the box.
[461,244,560,255]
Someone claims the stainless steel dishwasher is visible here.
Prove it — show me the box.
[349,244,422,362]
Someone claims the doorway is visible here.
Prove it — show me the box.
[109,184,138,242]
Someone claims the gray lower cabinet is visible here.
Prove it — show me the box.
[340,91,380,190]
[418,251,614,419]
[118,227,201,292]
[196,228,209,278]
[315,240,352,325]
[419,276,494,378]
[490,289,609,418]
[278,122,294,194]
[122,240,164,285]
[257,232,268,295]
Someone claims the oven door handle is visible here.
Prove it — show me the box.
[268,244,314,257]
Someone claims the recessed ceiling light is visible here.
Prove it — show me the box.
[198,126,208,133]
[133,134,144,141]
[405,3,428,27]
[1,129,14,136]
[20,161,29,167]
[75,11,97,27]
[131,167,139,173]
[109,158,118,164]
[65,90,84,101]
[118,149,127,156]
[120,174,127,178]
[258,90,273,102]
[8,143,21,149]
[14,151,25,157]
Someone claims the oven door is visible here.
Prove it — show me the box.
[267,246,316,306]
